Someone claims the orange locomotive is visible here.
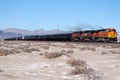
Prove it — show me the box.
[72,28,118,42]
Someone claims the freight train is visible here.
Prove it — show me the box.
[4,28,118,42]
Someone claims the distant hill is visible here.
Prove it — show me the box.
[3,28,34,35]
[3,28,67,35]
[0,30,22,40]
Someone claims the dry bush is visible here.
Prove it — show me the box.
[44,52,63,59]
[69,65,103,80]
[101,51,108,55]
[19,45,30,50]
[22,47,40,53]
[65,43,75,48]
[0,50,7,56]
[67,58,87,75]
[88,47,96,51]
[16,51,20,53]
[101,50,120,55]
[61,50,74,54]
[39,53,43,56]
[22,48,32,53]
[60,50,71,57]
[80,47,87,50]
[67,58,103,80]
[80,47,96,51]
[70,66,87,75]
[29,48,40,51]
[109,50,119,54]
[69,65,101,76]
[66,58,86,67]
[86,67,96,75]
[85,70,103,80]
[66,50,74,53]
[42,46,49,50]
[0,49,16,56]
[0,69,3,72]
[61,50,66,54]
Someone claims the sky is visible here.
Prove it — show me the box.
[0,0,120,32]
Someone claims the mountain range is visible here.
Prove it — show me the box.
[0,28,68,39]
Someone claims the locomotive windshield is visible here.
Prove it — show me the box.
[106,29,116,32]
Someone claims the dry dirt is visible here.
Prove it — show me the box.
[0,41,120,80]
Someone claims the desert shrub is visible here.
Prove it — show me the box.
[0,49,16,56]
[39,53,43,56]
[60,50,72,57]
[61,50,66,54]
[29,48,40,51]
[80,47,87,50]
[16,51,20,53]
[86,67,96,75]
[0,50,6,56]
[42,46,49,50]
[0,69,3,72]
[66,50,74,53]
[67,58,103,80]
[65,43,75,48]
[44,52,63,59]
[101,51,108,55]
[22,47,40,53]
[67,58,87,75]
[66,58,86,67]
[88,47,96,51]
[101,50,120,55]
[69,66,101,75]
[69,65,103,80]
[80,47,96,51]
[22,48,32,53]
[109,50,119,54]
[19,45,30,50]
[70,66,87,75]
[61,50,74,54]
[85,70,103,80]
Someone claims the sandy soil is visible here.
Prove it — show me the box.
[0,41,120,80]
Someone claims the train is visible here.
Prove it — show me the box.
[4,28,118,42]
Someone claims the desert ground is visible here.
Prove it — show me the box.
[0,41,120,80]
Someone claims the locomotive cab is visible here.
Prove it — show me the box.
[107,28,117,42]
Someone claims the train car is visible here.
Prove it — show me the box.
[36,35,48,41]
[47,33,72,41]
[4,37,18,40]
[18,36,23,40]
[23,35,38,40]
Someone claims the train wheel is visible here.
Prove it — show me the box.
[71,38,78,42]
[79,37,82,42]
